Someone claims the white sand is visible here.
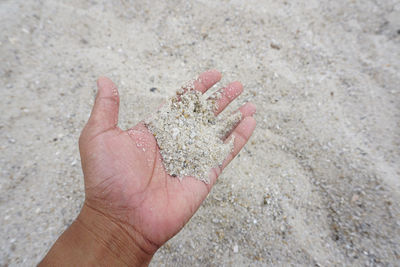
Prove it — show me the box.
[1,0,399,265]
[146,87,240,183]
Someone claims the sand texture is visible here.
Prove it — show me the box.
[146,86,240,183]
[1,0,400,266]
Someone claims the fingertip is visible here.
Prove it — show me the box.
[195,70,222,92]
[97,76,118,97]
[86,77,120,134]
[226,81,243,98]
[97,76,110,88]
[206,69,222,80]
[231,80,243,89]
[247,102,256,114]
[239,102,257,117]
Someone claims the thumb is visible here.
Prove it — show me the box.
[83,77,120,138]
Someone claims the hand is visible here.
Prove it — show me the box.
[40,70,256,266]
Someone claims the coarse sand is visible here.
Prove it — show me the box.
[1,0,399,266]
[146,83,241,183]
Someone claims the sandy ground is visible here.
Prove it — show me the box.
[1,0,400,266]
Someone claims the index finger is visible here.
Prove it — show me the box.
[181,70,221,94]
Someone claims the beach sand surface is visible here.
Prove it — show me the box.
[1,0,399,265]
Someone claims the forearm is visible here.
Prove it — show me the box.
[39,204,154,267]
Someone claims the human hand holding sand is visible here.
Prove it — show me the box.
[40,70,256,266]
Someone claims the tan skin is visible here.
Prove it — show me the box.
[40,70,256,266]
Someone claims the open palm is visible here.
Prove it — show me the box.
[78,70,256,255]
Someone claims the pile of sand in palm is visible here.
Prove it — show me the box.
[145,85,241,183]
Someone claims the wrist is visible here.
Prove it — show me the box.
[77,203,155,266]
[40,203,155,266]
